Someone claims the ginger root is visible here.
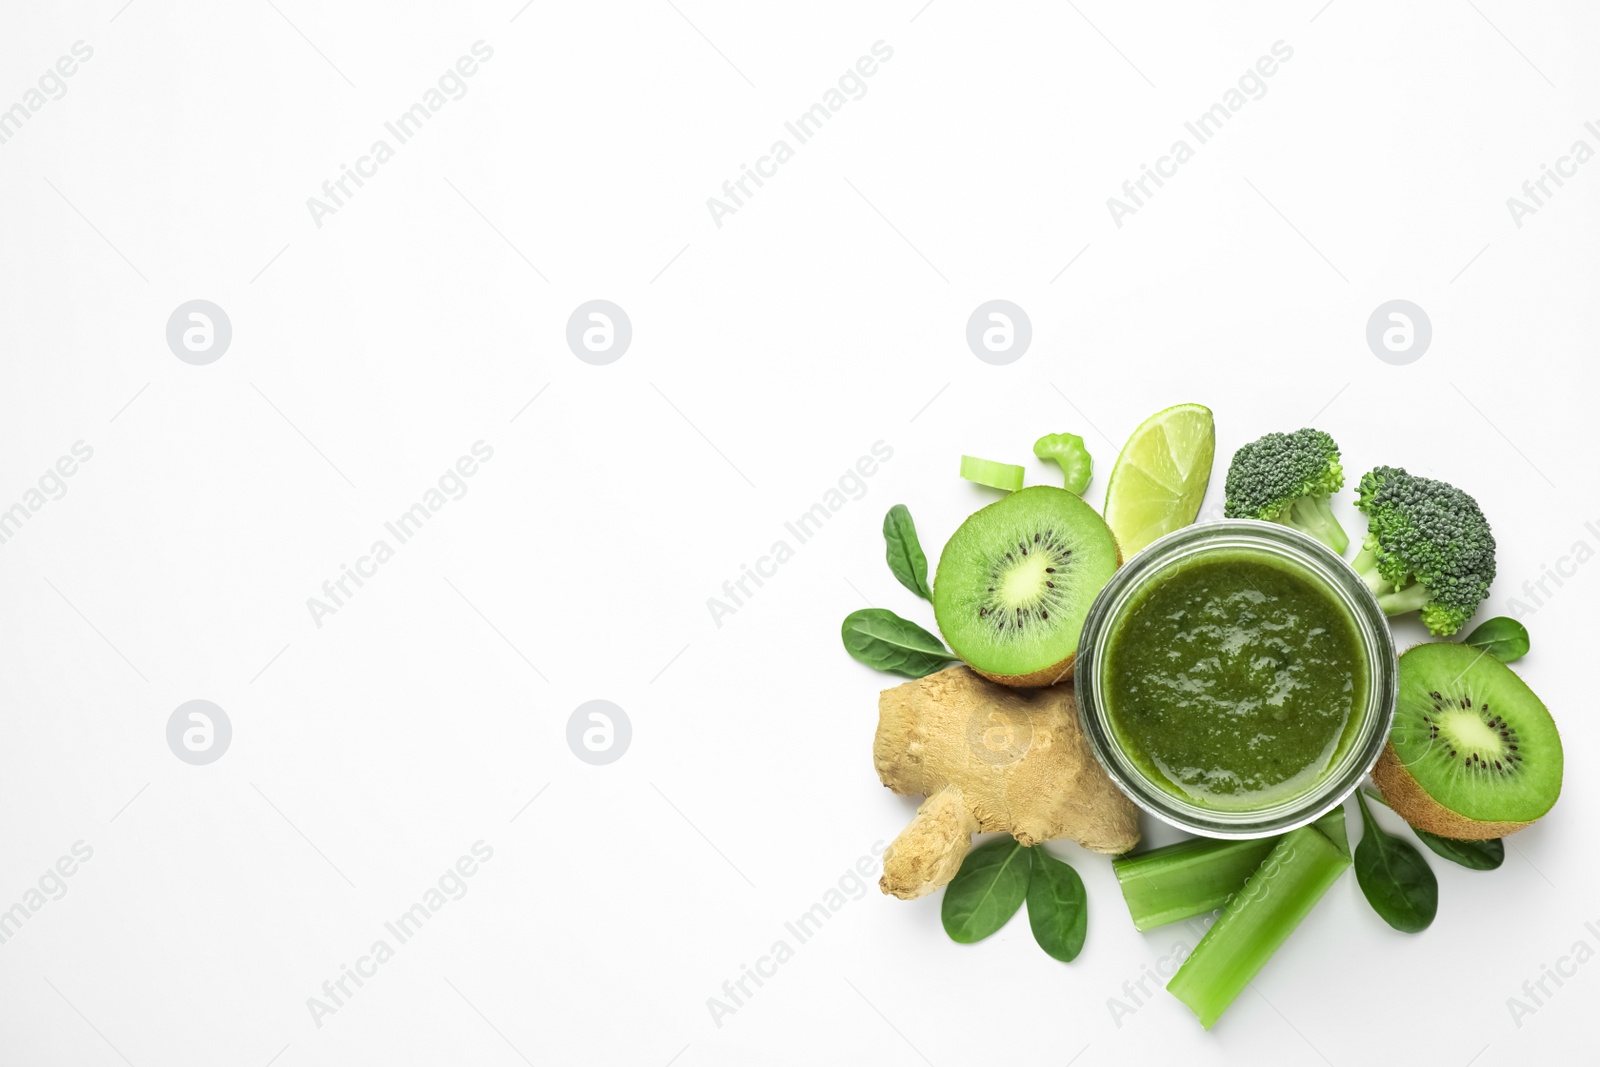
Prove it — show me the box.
[875,665,1140,900]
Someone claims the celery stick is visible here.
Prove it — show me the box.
[1113,806,1346,932]
[1167,825,1351,1029]
[959,455,1025,492]
[1311,802,1349,856]
[1113,837,1278,932]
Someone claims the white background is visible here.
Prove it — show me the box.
[1,1,1597,1065]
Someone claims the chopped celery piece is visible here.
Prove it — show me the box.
[1113,837,1277,932]
[1167,825,1351,1029]
[1113,806,1347,933]
[1312,802,1349,855]
[960,455,1025,492]
[1033,433,1093,494]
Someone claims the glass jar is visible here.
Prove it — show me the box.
[1074,520,1397,838]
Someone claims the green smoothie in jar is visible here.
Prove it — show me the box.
[1102,551,1369,810]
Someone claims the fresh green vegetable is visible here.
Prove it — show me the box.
[1114,836,1278,931]
[1312,802,1349,854]
[1167,823,1350,1029]
[1353,790,1438,933]
[960,454,1025,493]
[1351,466,1497,636]
[942,839,1091,961]
[1112,806,1347,932]
[1223,428,1349,553]
[1033,432,1093,495]
[882,504,932,600]
[1462,616,1530,663]
[840,609,954,678]
[941,837,1030,943]
[1415,829,1504,870]
[1026,848,1088,961]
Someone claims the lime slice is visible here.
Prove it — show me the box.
[960,455,1025,492]
[1102,403,1215,556]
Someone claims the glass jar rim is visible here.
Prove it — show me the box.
[1074,520,1398,839]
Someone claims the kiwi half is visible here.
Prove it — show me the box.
[1371,642,1562,839]
[933,486,1120,687]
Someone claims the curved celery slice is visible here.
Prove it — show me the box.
[1166,824,1350,1029]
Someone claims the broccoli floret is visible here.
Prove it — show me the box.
[1223,428,1349,553]
[1351,466,1496,636]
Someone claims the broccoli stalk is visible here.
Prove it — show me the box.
[1222,428,1349,554]
[1350,466,1497,636]
[1278,494,1348,554]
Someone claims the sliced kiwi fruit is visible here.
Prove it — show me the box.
[1370,642,1562,840]
[932,485,1120,687]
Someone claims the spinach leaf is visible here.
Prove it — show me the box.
[1463,617,1530,663]
[941,836,1031,943]
[1413,829,1504,871]
[1026,848,1088,962]
[1354,790,1438,933]
[1363,788,1501,870]
[840,609,954,678]
[882,505,932,600]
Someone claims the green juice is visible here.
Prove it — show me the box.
[1103,551,1368,810]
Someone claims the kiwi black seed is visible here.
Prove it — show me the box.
[976,531,1073,635]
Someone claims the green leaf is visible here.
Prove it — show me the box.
[840,608,954,678]
[1413,829,1504,871]
[941,837,1031,943]
[1353,791,1438,933]
[882,505,932,600]
[1026,848,1088,961]
[1362,788,1501,870]
[1463,617,1530,663]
